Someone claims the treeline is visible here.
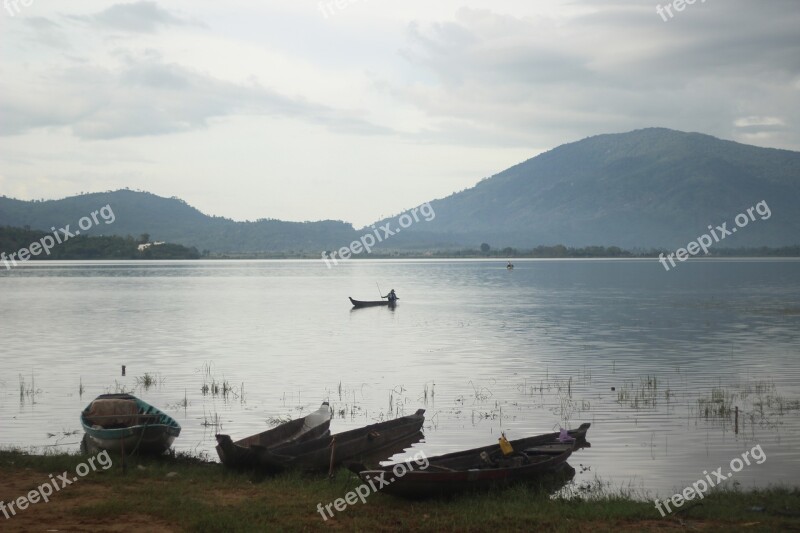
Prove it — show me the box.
[427,244,800,258]
[709,246,800,257]
[0,226,201,260]
[431,245,631,258]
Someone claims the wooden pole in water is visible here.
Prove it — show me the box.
[735,406,739,434]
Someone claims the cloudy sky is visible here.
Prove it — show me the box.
[1,0,798,226]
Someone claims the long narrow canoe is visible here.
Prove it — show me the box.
[257,409,426,473]
[349,297,396,308]
[80,393,181,455]
[216,402,332,469]
[352,423,590,498]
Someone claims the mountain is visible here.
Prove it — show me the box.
[0,190,356,254]
[1,128,798,252]
[374,128,800,249]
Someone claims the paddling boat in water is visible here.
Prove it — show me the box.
[349,297,396,308]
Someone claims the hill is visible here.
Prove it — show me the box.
[375,128,800,249]
[1,128,798,252]
[0,190,357,254]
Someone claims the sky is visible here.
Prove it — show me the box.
[1,0,798,227]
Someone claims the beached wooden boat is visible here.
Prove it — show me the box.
[80,393,181,455]
[257,409,426,473]
[352,423,591,498]
[349,297,396,308]
[215,402,332,469]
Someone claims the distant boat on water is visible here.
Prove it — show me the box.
[349,297,396,308]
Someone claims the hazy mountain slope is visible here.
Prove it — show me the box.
[2,128,798,252]
[377,128,800,249]
[0,190,356,253]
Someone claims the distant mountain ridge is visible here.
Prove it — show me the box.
[0,190,356,253]
[376,128,800,249]
[1,128,798,252]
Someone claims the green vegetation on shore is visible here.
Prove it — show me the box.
[1,449,798,532]
[215,244,800,260]
[0,226,201,261]
[3,223,799,261]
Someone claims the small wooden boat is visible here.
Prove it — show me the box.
[257,409,426,473]
[215,402,332,469]
[349,297,396,308]
[352,423,590,498]
[80,393,181,455]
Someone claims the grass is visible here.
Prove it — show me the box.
[1,449,798,532]
[199,362,243,402]
[134,372,163,391]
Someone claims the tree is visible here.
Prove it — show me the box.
[139,233,150,244]
[480,243,491,254]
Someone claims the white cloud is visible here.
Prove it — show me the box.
[0,0,798,225]
[73,1,202,33]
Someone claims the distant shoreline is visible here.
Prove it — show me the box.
[9,255,800,263]
[3,225,799,262]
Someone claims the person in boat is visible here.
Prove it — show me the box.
[507,261,514,269]
[383,289,398,303]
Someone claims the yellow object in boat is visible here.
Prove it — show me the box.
[499,433,513,456]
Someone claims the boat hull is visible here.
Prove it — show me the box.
[82,428,177,456]
[349,297,395,308]
[359,448,572,498]
[258,409,426,473]
[353,423,590,498]
[80,394,181,456]
[216,403,333,469]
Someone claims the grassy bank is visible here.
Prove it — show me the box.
[1,449,797,532]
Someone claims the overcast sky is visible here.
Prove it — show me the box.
[1,0,798,227]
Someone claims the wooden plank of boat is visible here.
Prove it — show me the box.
[349,297,395,308]
[215,402,332,469]
[80,393,181,456]
[257,409,426,473]
[352,423,590,498]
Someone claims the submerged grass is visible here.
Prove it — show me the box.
[1,449,798,532]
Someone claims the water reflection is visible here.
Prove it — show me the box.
[0,259,798,497]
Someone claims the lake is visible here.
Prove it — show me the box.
[1,258,799,499]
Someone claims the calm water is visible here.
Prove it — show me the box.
[1,258,799,498]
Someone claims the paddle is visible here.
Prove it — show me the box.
[376,282,383,299]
